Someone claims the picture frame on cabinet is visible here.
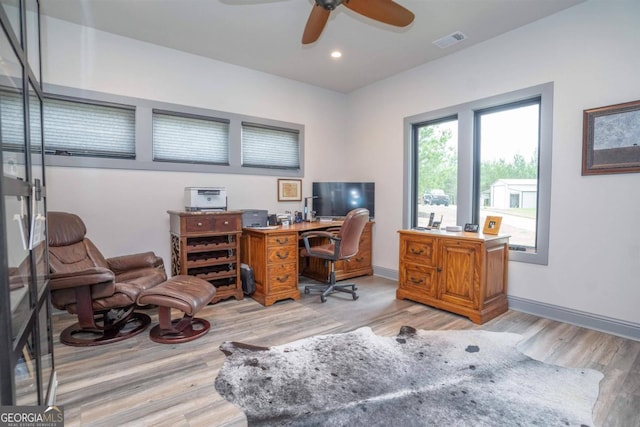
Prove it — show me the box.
[483,216,502,235]
[464,223,479,232]
[582,99,640,175]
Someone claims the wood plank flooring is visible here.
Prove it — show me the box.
[51,276,640,427]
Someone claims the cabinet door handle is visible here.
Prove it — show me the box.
[409,277,424,284]
[410,247,424,255]
[276,274,290,283]
[355,257,364,262]
[276,251,290,259]
[437,267,442,272]
[276,237,289,244]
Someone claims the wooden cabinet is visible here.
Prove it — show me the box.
[241,229,300,306]
[302,222,374,282]
[168,211,243,304]
[397,230,509,324]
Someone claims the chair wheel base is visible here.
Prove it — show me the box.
[305,283,358,303]
[60,312,151,347]
[149,318,210,344]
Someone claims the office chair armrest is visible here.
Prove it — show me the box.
[300,230,337,240]
[301,231,342,259]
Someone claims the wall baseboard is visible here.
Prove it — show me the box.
[373,266,639,341]
[508,296,640,341]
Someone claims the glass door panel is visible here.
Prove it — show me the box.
[0,0,22,45]
[1,28,25,180]
[38,302,53,402]
[25,0,40,82]
[5,194,32,339]
[15,331,38,405]
[28,84,47,296]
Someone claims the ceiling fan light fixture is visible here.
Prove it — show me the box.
[316,0,342,11]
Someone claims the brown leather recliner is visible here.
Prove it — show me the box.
[48,211,167,346]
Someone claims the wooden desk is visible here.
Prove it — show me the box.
[241,221,374,306]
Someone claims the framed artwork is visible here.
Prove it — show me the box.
[483,216,502,235]
[277,179,302,201]
[582,99,640,175]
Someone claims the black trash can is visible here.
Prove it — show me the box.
[240,263,255,296]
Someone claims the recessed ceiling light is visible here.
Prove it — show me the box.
[330,50,342,59]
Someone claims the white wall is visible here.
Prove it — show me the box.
[41,1,640,327]
[347,0,640,325]
[41,17,350,267]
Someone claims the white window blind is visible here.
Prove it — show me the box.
[242,122,300,169]
[43,96,135,158]
[153,111,229,164]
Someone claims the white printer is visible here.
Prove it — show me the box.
[184,187,227,211]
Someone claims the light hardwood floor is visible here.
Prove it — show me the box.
[52,276,640,427]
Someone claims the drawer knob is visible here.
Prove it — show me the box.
[224,221,229,225]
[276,274,290,283]
[276,251,290,259]
[197,222,203,227]
[410,248,424,255]
[276,237,289,244]
[409,277,424,284]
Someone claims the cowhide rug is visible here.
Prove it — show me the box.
[214,326,603,426]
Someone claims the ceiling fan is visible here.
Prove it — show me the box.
[302,0,415,44]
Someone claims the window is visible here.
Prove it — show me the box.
[43,96,136,158]
[242,122,300,169]
[153,110,229,165]
[476,100,540,250]
[42,84,305,177]
[413,117,458,229]
[405,83,553,265]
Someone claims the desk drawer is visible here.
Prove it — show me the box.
[267,245,297,264]
[267,262,297,293]
[267,233,297,247]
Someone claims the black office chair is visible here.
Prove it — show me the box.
[301,208,369,302]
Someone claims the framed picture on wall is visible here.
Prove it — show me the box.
[277,179,302,201]
[483,216,502,235]
[582,99,640,175]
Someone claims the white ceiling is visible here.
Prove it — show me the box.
[40,0,585,93]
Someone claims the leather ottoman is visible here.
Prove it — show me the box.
[137,275,216,343]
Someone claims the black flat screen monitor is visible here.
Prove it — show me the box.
[312,182,374,219]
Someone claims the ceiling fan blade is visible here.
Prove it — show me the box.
[343,0,414,27]
[302,4,331,44]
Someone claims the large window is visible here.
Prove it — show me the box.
[405,83,553,265]
[476,100,540,250]
[413,117,458,229]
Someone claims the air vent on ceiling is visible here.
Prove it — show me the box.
[433,31,467,49]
